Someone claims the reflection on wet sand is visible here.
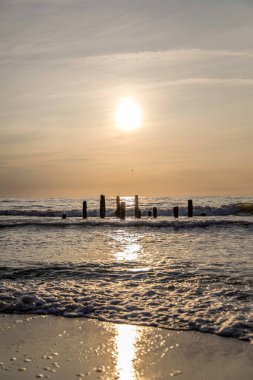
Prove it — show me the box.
[113,230,141,378]
[115,324,138,380]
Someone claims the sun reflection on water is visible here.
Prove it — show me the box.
[113,230,142,261]
[116,242,141,261]
[115,324,137,380]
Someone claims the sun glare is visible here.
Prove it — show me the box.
[114,97,142,132]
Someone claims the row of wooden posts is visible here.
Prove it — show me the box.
[78,196,193,220]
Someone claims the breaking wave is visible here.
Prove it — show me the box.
[0,218,252,230]
[0,261,252,342]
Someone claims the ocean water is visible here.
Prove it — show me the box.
[0,196,253,343]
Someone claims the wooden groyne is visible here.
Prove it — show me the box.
[65,196,194,220]
[100,195,106,218]
[173,206,179,218]
[135,195,141,218]
[82,201,87,219]
[115,196,120,218]
[188,199,193,217]
[120,201,126,220]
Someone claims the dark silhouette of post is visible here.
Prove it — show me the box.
[134,195,139,218]
[188,199,193,217]
[120,202,126,220]
[148,211,152,217]
[115,196,120,218]
[153,207,157,218]
[82,201,87,219]
[100,195,106,218]
[137,210,141,218]
[173,206,179,218]
[62,213,66,220]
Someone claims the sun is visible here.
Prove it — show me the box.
[114,97,142,132]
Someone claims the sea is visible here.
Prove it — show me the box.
[0,196,252,343]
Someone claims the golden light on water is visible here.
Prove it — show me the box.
[115,325,137,380]
[116,241,141,261]
[114,97,142,132]
[113,230,142,261]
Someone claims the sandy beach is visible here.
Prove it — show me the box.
[0,314,252,380]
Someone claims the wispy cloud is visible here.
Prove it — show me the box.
[81,49,253,64]
[2,48,253,65]
[163,77,253,87]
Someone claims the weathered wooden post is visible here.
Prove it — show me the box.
[115,196,120,218]
[100,195,106,218]
[137,209,141,218]
[153,207,158,218]
[82,201,87,219]
[120,201,126,220]
[134,195,139,218]
[173,206,179,218]
[188,199,193,217]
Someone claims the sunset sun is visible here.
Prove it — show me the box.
[114,97,142,132]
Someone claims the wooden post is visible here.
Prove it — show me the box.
[120,201,126,220]
[134,195,139,218]
[153,207,157,218]
[62,213,66,219]
[137,210,141,218]
[100,195,106,218]
[173,206,179,218]
[188,199,193,217]
[82,201,87,219]
[115,196,120,218]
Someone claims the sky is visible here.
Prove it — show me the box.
[0,0,253,197]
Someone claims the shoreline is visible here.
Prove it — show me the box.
[1,314,253,379]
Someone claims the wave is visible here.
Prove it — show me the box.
[0,262,252,342]
[1,262,251,286]
[0,262,137,280]
[0,262,200,282]
[0,203,252,218]
[0,218,252,230]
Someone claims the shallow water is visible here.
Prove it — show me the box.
[0,197,252,342]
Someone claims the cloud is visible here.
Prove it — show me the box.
[2,47,253,65]
[81,48,253,64]
[163,77,253,87]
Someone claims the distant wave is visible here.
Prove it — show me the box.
[0,203,252,218]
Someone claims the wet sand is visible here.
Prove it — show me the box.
[0,314,253,380]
